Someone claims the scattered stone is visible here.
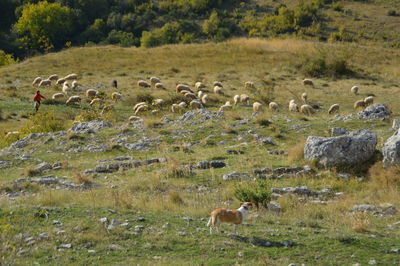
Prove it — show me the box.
[389,248,400,254]
[351,203,397,216]
[178,231,188,236]
[338,173,352,180]
[267,202,282,213]
[137,217,145,222]
[135,225,144,232]
[268,150,285,155]
[358,103,391,120]
[57,243,72,250]
[88,250,96,254]
[257,137,275,145]
[39,233,49,240]
[52,220,63,226]
[331,128,348,136]
[94,158,166,173]
[210,160,226,168]
[383,129,400,167]
[304,130,377,167]
[368,259,377,265]
[99,217,108,224]
[34,162,52,173]
[69,120,112,134]
[195,160,226,169]
[392,119,400,130]
[162,223,170,229]
[227,150,244,154]
[272,186,334,198]
[107,219,120,230]
[108,244,123,251]
[223,172,252,181]
[14,175,95,190]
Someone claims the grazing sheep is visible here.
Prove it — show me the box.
[150,77,161,84]
[219,101,232,111]
[190,100,202,109]
[300,104,315,115]
[185,92,197,100]
[195,82,206,89]
[240,94,250,105]
[39,79,51,87]
[179,90,191,95]
[178,102,187,108]
[269,102,279,111]
[151,110,159,115]
[101,104,114,115]
[176,84,193,93]
[198,90,204,99]
[128,116,141,122]
[65,73,78,80]
[135,104,148,115]
[138,80,151,88]
[213,81,223,87]
[201,94,209,105]
[301,92,308,103]
[351,86,359,95]
[354,100,366,110]
[214,86,223,95]
[289,100,299,112]
[303,79,314,86]
[233,95,240,106]
[111,92,122,102]
[364,96,374,106]
[66,95,81,105]
[86,89,98,99]
[133,102,147,112]
[89,98,103,107]
[48,74,58,81]
[56,78,66,85]
[328,104,340,114]
[32,77,42,86]
[52,93,65,101]
[152,98,164,106]
[155,83,165,89]
[245,81,255,89]
[253,102,263,112]
[5,131,20,138]
[171,104,182,113]
[62,82,71,95]
[111,79,118,88]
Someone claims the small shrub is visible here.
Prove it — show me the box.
[168,191,184,205]
[368,163,400,189]
[351,212,370,232]
[161,163,193,179]
[234,180,271,209]
[288,140,306,162]
[21,110,66,135]
[73,172,93,185]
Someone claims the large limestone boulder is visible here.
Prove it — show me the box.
[358,103,391,120]
[304,130,377,167]
[69,120,112,134]
[382,129,400,167]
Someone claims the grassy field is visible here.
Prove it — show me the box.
[0,38,400,265]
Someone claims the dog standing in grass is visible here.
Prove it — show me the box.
[207,202,254,234]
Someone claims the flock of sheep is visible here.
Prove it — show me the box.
[30,74,375,123]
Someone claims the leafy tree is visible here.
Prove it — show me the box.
[202,11,220,37]
[106,30,138,47]
[0,50,17,67]
[14,1,74,51]
[80,19,106,43]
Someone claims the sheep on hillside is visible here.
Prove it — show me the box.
[198,91,204,99]
[301,92,308,103]
[71,80,79,89]
[185,92,197,100]
[65,73,78,80]
[52,93,65,101]
[195,82,206,89]
[138,80,151,88]
[354,100,366,110]
[152,98,164,106]
[303,79,314,86]
[171,104,181,113]
[176,84,193,93]
[101,104,114,115]
[300,104,315,115]
[128,116,141,122]
[135,104,148,115]
[213,81,222,87]
[178,102,187,108]
[351,86,359,95]
[219,101,232,111]
[190,100,202,109]
[66,95,81,105]
[39,79,51,87]
[62,82,71,95]
[201,94,209,105]
[5,131,20,139]
[233,95,240,106]
[253,102,263,112]
[150,77,161,84]
[214,86,223,95]
[32,77,42,86]
[240,94,250,105]
[111,92,122,102]
[269,102,279,111]
[56,78,66,85]
[155,83,165,89]
[328,104,340,114]
[89,98,104,107]
[245,81,255,89]
[86,89,98,99]
[48,74,58,81]
[364,96,374,106]
[289,100,299,112]
[133,102,147,112]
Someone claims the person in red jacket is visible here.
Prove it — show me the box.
[33,90,45,112]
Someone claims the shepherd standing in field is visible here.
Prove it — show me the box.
[33,90,45,112]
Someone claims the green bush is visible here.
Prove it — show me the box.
[0,50,16,67]
[234,180,271,209]
[106,30,138,47]
[21,110,66,135]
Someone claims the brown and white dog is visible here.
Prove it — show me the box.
[207,202,254,234]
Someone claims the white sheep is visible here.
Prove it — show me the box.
[152,98,164,106]
[269,102,279,111]
[213,81,223,87]
[56,78,66,85]
[245,81,255,89]
[364,96,374,106]
[176,84,193,93]
[300,104,315,115]
[351,86,359,95]
[65,73,78,80]
[48,74,58,81]
[133,102,147,112]
[253,102,263,112]
[201,94,209,105]
[128,116,142,122]
[135,104,148,115]
[111,92,122,102]
[214,86,223,95]
[198,91,204,99]
[138,80,151,88]
[39,79,51,87]
[101,104,114,115]
[233,95,240,106]
[155,83,165,89]
[185,92,197,100]
[240,94,250,105]
[86,89,98,99]
[178,102,187,108]
[219,101,232,111]
[5,131,20,139]
[62,82,71,95]
[190,100,202,109]
[150,77,161,84]
[66,95,81,105]
[89,98,104,107]
[303,79,314,86]
[52,93,65,101]
[195,82,206,89]
[179,90,191,95]
[289,100,299,112]
[171,104,182,113]
[32,77,42,86]
[328,104,340,114]
[301,92,308,103]
[354,100,366,110]
[71,80,79,89]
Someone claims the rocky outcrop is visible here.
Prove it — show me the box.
[382,129,400,167]
[358,103,391,120]
[69,120,112,134]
